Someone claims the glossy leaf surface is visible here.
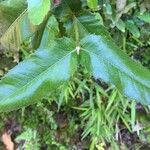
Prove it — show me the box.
[0,38,77,112]
[1,3,150,113]
[39,15,59,48]
[77,13,150,104]
[137,12,150,24]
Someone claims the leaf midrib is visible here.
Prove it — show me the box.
[1,49,76,103]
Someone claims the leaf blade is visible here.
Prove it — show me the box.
[76,13,150,104]
[0,38,77,112]
[80,34,150,104]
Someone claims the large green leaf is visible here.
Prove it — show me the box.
[80,35,150,104]
[0,37,77,112]
[27,0,50,25]
[0,10,38,50]
[72,13,150,104]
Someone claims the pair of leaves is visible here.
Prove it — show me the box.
[0,39,77,111]
[0,7,150,111]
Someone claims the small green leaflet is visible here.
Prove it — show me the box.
[40,15,59,48]
[125,20,140,38]
[87,0,98,9]
[75,13,150,104]
[27,0,50,25]
[137,12,150,24]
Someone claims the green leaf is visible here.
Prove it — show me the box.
[64,13,108,40]
[137,12,150,24]
[76,13,150,104]
[116,19,125,33]
[131,100,136,131]
[80,34,150,104]
[0,0,26,23]
[27,0,50,25]
[87,0,98,9]
[103,3,112,15]
[53,0,82,22]
[0,38,77,112]
[0,10,38,50]
[39,15,59,48]
[125,20,140,38]
[0,0,26,36]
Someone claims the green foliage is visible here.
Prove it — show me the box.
[15,128,40,150]
[72,74,136,149]
[0,0,150,111]
[27,0,51,25]
[125,20,140,38]
[137,12,150,24]
[0,10,38,50]
[0,0,150,148]
[0,37,78,111]
[0,0,26,24]
[87,0,98,9]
